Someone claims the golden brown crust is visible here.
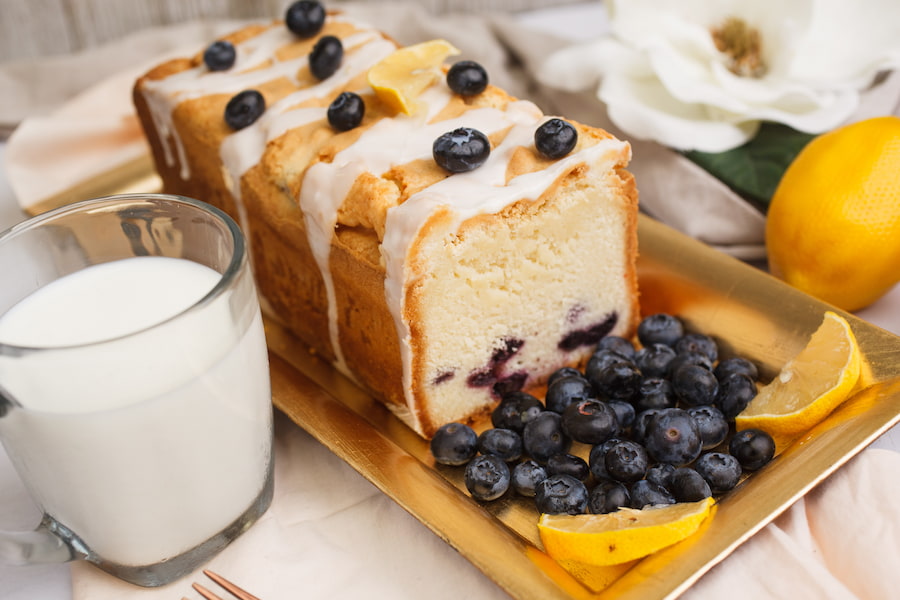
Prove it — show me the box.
[615,166,642,334]
[242,161,337,362]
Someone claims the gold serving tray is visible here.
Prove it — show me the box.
[31,160,900,599]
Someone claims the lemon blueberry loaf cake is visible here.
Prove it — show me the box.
[133,2,640,438]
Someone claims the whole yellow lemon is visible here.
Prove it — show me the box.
[766,116,900,311]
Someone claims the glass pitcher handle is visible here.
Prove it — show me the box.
[0,382,18,418]
[0,385,75,566]
[0,520,75,565]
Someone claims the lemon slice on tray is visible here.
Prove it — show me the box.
[736,311,861,451]
[538,498,715,567]
[368,39,460,115]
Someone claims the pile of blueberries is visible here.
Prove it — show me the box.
[430,313,777,514]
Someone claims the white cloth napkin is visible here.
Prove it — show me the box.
[3,3,899,599]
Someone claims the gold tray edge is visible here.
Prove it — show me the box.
[23,153,161,218]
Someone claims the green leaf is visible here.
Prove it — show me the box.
[684,123,817,211]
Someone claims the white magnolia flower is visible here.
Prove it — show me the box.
[538,0,900,152]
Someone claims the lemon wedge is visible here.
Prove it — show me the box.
[736,311,861,451]
[538,498,715,567]
[368,39,460,115]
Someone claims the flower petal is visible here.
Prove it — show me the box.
[608,0,738,47]
[599,72,758,152]
[538,40,615,93]
[709,62,860,132]
[648,42,751,114]
[785,0,900,87]
[741,90,859,133]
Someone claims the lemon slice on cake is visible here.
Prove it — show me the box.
[538,498,715,567]
[368,39,460,115]
[736,311,861,451]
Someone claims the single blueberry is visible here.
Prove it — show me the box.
[588,479,631,514]
[687,405,729,449]
[674,333,719,363]
[545,374,595,414]
[477,428,523,462]
[203,40,236,71]
[224,89,265,130]
[590,362,642,402]
[632,408,662,444]
[561,399,618,444]
[535,474,588,514]
[327,91,365,131]
[637,313,684,347]
[492,391,544,433]
[635,343,677,378]
[522,411,571,463]
[464,454,510,501]
[584,350,634,393]
[511,460,548,497]
[604,439,649,483]
[715,373,758,420]
[643,408,703,466]
[729,429,775,471]
[534,118,578,159]
[607,400,636,430]
[694,452,742,493]
[309,35,343,80]
[668,467,712,502]
[666,351,714,377]
[430,422,477,466]
[446,60,489,96]
[645,462,676,488]
[634,377,677,412]
[596,335,636,359]
[629,479,675,509]
[714,356,759,383]
[433,127,491,173]
[588,437,622,480]
[285,0,326,38]
[671,363,719,406]
[546,453,590,482]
